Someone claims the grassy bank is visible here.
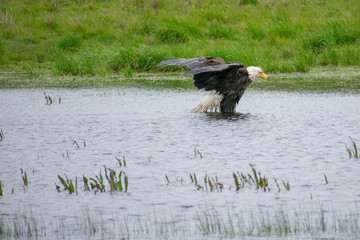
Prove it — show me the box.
[1,0,360,75]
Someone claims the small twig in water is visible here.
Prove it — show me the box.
[73,140,80,148]
[194,148,202,159]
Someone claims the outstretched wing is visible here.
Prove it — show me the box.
[192,62,247,93]
[158,57,226,70]
[158,57,246,93]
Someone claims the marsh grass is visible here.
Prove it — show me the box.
[196,206,360,239]
[115,155,127,167]
[0,129,4,141]
[104,168,128,193]
[0,211,44,239]
[1,0,360,75]
[232,164,291,192]
[88,170,106,193]
[0,181,3,196]
[1,206,360,239]
[324,174,328,184]
[20,168,28,187]
[57,174,78,194]
[43,92,53,105]
[345,137,359,159]
[65,166,129,194]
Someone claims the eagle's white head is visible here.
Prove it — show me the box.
[246,66,267,81]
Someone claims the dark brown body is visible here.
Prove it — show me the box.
[158,57,252,113]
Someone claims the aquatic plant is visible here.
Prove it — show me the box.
[0,129,4,141]
[190,173,223,192]
[324,174,328,184]
[282,180,290,191]
[20,168,28,187]
[190,173,204,190]
[115,155,127,167]
[233,164,290,192]
[195,206,359,238]
[89,170,106,193]
[0,211,42,239]
[0,181,3,196]
[233,172,241,191]
[105,168,128,193]
[345,137,359,158]
[233,164,269,191]
[204,175,224,191]
[57,174,78,194]
[82,175,90,191]
[1,205,360,239]
[44,92,53,105]
[250,164,269,190]
[57,166,129,195]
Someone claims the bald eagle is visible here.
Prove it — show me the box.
[158,57,267,113]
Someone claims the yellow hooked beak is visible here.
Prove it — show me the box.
[259,72,267,80]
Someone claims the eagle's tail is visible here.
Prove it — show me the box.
[192,91,223,113]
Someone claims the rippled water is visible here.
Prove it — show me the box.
[1,84,360,239]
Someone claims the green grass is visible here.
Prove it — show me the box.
[1,0,360,75]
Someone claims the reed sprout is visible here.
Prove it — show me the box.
[89,170,106,193]
[116,156,127,167]
[233,164,270,191]
[0,181,3,196]
[282,180,290,191]
[105,168,128,193]
[190,173,223,192]
[0,129,4,141]
[44,92,53,105]
[59,167,129,194]
[57,174,77,194]
[20,168,28,187]
[324,174,328,184]
[232,164,290,192]
[345,137,359,158]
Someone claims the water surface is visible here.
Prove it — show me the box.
[0,74,360,239]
